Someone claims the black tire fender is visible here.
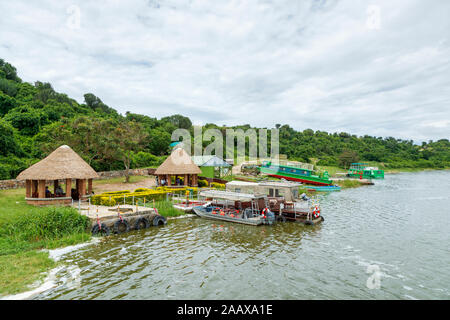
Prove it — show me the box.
[153,215,167,226]
[114,219,130,234]
[92,223,110,236]
[276,214,286,222]
[134,217,150,230]
[304,220,314,226]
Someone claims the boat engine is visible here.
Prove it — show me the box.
[263,209,276,225]
[300,193,310,201]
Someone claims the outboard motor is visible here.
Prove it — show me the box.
[300,193,310,201]
[263,209,276,225]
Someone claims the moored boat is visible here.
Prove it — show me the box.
[347,163,384,179]
[193,190,276,226]
[259,161,332,186]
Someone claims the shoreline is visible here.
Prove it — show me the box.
[0,213,195,300]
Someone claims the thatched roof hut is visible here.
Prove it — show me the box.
[16,145,98,205]
[17,145,99,181]
[155,148,201,175]
[155,148,201,187]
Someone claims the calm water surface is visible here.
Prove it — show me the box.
[36,171,450,300]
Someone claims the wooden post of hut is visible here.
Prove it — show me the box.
[88,179,93,195]
[25,180,32,198]
[16,145,99,206]
[66,178,72,198]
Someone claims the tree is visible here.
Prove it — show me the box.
[0,118,21,156]
[0,59,21,82]
[161,114,192,129]
[83,93,116,114]
[110,120,149,182]
[4,105,42,136]
[0,92,18,116]
[338,149,360,168]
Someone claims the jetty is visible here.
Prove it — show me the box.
[76,203,167,236]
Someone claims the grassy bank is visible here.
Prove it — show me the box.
[334,179,364,189]
[0,188,91,296]
[93,175,149,185]
[153,200,187,217]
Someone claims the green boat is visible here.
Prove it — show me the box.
[347,163,384,179]
[259,161,332,186]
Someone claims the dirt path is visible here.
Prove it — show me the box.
[93,177,156,194]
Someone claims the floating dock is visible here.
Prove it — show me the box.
[77,204,167,236]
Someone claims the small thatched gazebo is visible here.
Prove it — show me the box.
[155,147,201,187]
[16,145,99,206]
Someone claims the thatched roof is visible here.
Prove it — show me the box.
[155,148,202,175]
[16,145,99,180]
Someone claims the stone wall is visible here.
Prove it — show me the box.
[0,179,25,190]
[0,168,156,190]
[97,168,154,179]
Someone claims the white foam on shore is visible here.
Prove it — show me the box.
[1,266,64,300]
[2,215,192,300]
[167,214,196,220]
[1,238,99,300]
[47,238,100,261]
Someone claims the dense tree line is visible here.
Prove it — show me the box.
[0,59,449,179]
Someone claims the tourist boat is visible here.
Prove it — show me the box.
[259,161,332,186]
[226,180,324,225]
[193,190,276,226]
[197,186,324,226]
[265,195,324,225]
[347,163,384,179]
[305,185,341,192]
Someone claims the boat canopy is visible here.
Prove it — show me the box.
[257,181,303,188]
[199,190,265,201]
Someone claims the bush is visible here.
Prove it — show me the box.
[100,197,116,206]
[134,188,152,193]
[211,182,225,189]
[0,207,90,243]
[198,179,208,187]
[91,186,199,206]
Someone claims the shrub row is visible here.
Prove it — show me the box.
[91,186,200,206]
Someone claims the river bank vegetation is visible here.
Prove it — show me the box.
[1,58,449,181]
[0,188,91,295]
[0,178,188,296]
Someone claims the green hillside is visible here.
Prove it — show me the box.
[0,58,449,180]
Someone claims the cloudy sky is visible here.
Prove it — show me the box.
[0,0,449,142]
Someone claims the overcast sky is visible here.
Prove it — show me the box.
[0,0,449,142]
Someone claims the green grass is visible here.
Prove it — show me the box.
[335,179,363,189]
[316,166,344,177]
[0,250,56,296]
[0,188,91,296]
[152,200,187,217]
[93,175,149,185]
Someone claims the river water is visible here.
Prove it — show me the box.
[35,171,450,300]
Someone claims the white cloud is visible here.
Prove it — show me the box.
[0,0,449,142]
